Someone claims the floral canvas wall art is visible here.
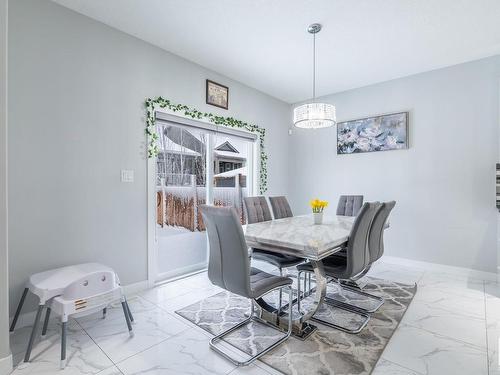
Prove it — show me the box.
[337,112,408,154]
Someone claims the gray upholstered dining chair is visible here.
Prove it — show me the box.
[269,196,293,219]
[244,196,273,224]
[323,201,397,316]
[368,201,396,264]
[333,195,364,259]
[330,200,396,292]
[336,195,364,216]
[200,205,293,367]
[243,196,302,314]
[297,202,382,333]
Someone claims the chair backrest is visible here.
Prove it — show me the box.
[200,205,251,298]
[243,196,272,224]
[51,271,121,319]
[345,202,382,277]
[269,196,293,219]
[368,201,396,263]
[62,271,117,300]
[336,195,364,216]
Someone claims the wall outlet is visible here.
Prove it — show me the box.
[121,169,134,183]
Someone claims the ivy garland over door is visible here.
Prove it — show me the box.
[145,97,268,193]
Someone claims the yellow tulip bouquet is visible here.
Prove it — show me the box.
[310,199,329,213]
[310,199,329,225]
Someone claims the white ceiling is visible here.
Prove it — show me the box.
[52,0,500,103]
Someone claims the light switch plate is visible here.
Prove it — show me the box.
[121,169,134,183]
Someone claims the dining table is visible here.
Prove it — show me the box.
[242,213,357,338]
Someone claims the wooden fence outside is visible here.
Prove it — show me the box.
[157,174,246,231]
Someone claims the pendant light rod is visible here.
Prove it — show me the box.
[293,23,336,129]
[312,31,316,102]
[308,23,321,102]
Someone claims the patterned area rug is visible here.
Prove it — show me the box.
[176,277,416,375]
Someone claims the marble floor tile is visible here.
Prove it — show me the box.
[139,278,200,304]
[10,317,79,357]
[229,364,277,375]
[418,272,485,299]
[181,272,217,289]
[79,297,190,363]
[411,283,486,319]
[365,262,425,285]
[486,319,500,375]
[372,359,424,375]
[116,328,236,375]
[158,287,223,313]
[401,292,487,348]
[485,282,500,318]
[97,366,124,375]
[76,295,157,327]
[382,324,488,375]
[484,282,500,374]
[11,324,113,375]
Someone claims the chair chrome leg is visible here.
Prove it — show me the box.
[340,278,369,290]
[41,307,51,336]
[60,321,67,369]
[327,281,384,314]
[311,302,371,334]
[121,301,133,337]
[278,268,283,315]
[125,299,134,322]
[300,271,384,314]
[297,271,302,313]
[24,304,44,363]
[349,264,372,284]
[209,286,293,367]
[298,271,372,334]
[10,288,28,332]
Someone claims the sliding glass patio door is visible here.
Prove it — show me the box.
[155,123,208,281]
[211,131,254,224]
[153,116,256,283]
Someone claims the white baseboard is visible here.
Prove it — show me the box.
[381,255,498,282]
[155,262,207,284]
[122,280,149,296]
[0,353,12,375]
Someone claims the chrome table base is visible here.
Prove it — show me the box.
[254,260,327,339]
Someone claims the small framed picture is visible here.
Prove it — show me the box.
[206,79,229,110]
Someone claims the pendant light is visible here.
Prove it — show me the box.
[293,24,336,129]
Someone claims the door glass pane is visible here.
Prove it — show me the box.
[212,133,253,224]
[156,123,208,281]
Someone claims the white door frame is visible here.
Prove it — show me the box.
[147,111,258,287]
[147,152,156,288]
[497,78,500,281]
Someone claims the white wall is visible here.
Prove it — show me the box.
[0,0,11,372]
[289,56,500,273]
[8,0,290,314]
